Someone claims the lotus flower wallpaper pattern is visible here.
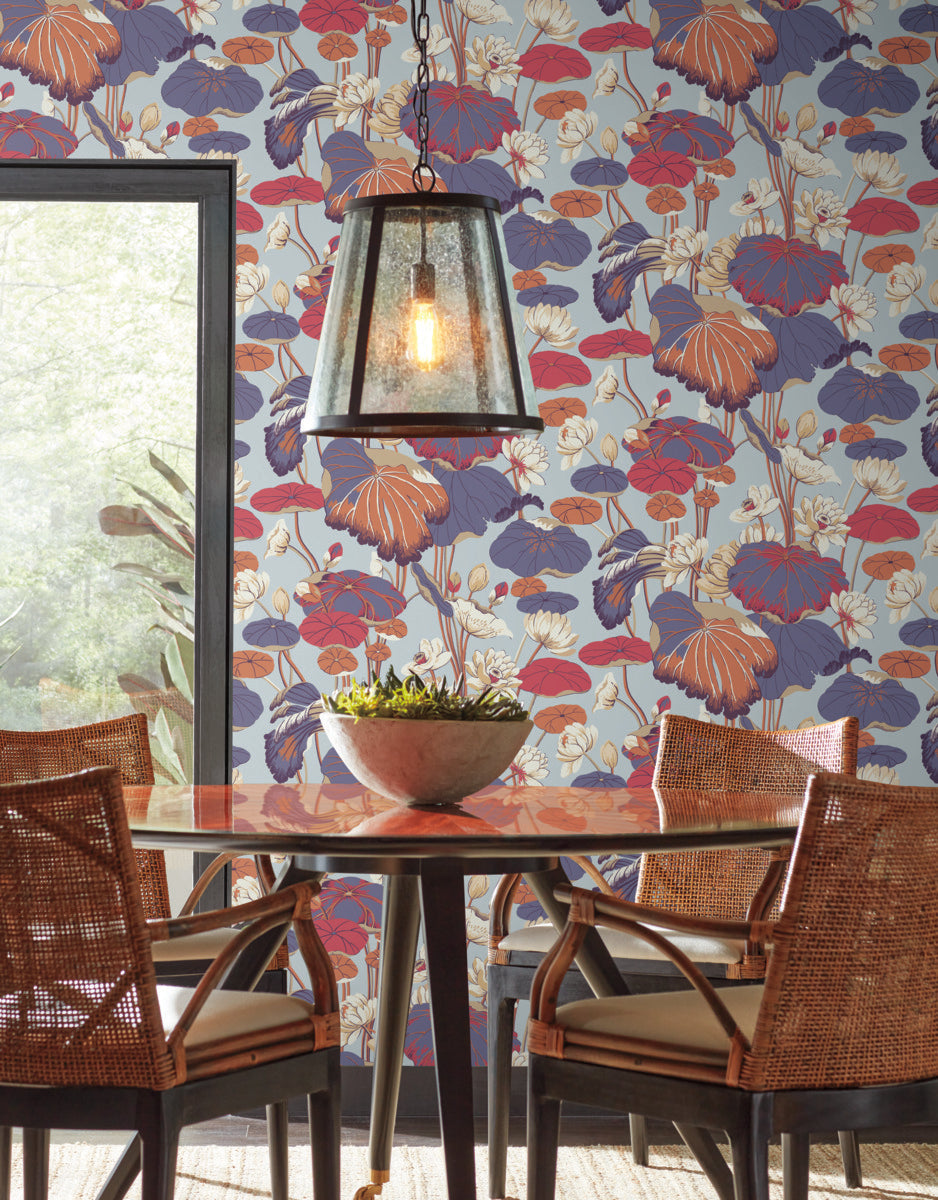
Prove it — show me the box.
[7,0,938,1062]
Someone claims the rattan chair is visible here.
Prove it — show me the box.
[486,715,859,1199]
[0,767,341,1200]
[526,771,938,1200]
[0,714,287,1199]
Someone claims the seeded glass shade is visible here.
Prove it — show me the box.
[301,192,544,438]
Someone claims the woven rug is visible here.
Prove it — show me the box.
[14,1138,938,1200]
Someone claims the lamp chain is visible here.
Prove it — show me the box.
[410,0,436,192]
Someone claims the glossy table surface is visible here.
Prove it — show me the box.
[124,780,802,862]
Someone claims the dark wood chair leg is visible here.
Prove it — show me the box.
[309,1050,342,1200]
[527,1063,561,1200]
[23,1128,49,1200]
[782,1133,810,1200]
[675,1124,733,1200]
[266,1101,289,1200]
[729,1123,770,1200]
[140,1109,179,1200]
[486,975,517,1199]
[629,1113,649,1167]
[0,1126,10,1200]
[838,1130,863,1189]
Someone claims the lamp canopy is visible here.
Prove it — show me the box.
[300,191,544,439]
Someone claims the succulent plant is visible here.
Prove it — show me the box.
[321,667,529,722]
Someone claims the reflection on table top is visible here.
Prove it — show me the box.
[124,782,803,860]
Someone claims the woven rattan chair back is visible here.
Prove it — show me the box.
[0,713,171,920]
[642,715,858,923]
[740,771,938,1092]
[0,767,175,1091]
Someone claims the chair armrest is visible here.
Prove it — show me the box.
[163,880,337,1068]
[529,885,754,1084]
[148,885,310,941]
[488,872,523,957]
[551,881,771,945]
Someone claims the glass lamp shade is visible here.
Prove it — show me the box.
[300,192,544,438]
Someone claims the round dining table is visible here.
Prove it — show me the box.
[123,780,803,1200]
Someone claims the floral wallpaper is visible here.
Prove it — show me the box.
[8,0,938,1066]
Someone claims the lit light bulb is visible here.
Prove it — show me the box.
[408,260,440,371]
[409,299,440,370]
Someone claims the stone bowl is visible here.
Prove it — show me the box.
[319,713,533,806]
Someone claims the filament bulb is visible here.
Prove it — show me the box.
[408,260,440,371]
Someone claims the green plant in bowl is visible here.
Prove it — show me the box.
[321,666,529,722]
[318,669,532,805]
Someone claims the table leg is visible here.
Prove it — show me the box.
[356,874,421,1200]
[419,862,477,1200]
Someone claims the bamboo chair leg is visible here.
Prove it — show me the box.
[838,1130,863,1189]
[782,1133,810,1200]
[0,1126,10,1200]
[267,1102,289,1200]
[23,1129,49,1200]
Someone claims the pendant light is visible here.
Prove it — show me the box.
[300,0,544,439]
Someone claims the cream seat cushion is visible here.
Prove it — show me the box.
[555,984,764,1057]
[150,929,243,962]
[156,986,316,1047]
[499,920,744,965]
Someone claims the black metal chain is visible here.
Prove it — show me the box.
[410,0,436,192]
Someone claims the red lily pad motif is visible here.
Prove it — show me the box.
[517,658,592,697]
[399,81,520,164]
[579,636,653,666]
[299,609,368,649]
[251,483,325,513]
[628,149,696,188]
[649,592,777,718]
[846,504,920,543]
[907,485,938,512]
[626,456,697,495]
[518,44,591,82]
[299,0,368,35]
[233,507,264,541]
[529,351,592,389]
[250,176,324,206]
[728,542,849,622]
[846,196,920,236]
[579,330,652,359]
[578,23,652,52]
[649,286,777,410]
[0,108,76,157]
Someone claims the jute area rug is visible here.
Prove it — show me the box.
[12,1138,938,1200]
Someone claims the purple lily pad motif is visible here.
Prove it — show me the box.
[242,312,301,344]
[233,678,264,731]
[570,464,629,495]
[571,156,629,189]
[516,591,579,614]
[749,308,846,393]
[641,109,734,159]
[748,615,861,701]
[431,156,518,210]
[490,519,592,578]
[818,365,920,424]
[728,542,849,623]
[242,617,302,651]
[236,375,265,424]
[818,672,920,731]
[517,284,579,307]
[161,58,264,117]
[900,617,938,649]
[844,438,907,462]
[91,0,189,85]
[406,437,504,470]
[728,235,848,317]
[857,744,906,768]
[749,0,843,86]
[422,461,520,546]
[503,211,592,271]
[817,59,920,118]
[0,110,77,157]
[632,415,735,469]
[243,3,302,35]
